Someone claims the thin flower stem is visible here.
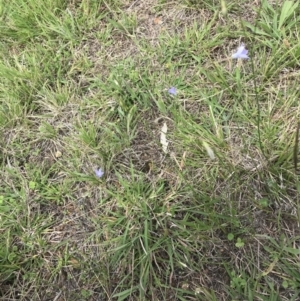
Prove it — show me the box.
[241,3,265,158]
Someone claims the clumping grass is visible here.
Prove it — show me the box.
[1,0,300,300]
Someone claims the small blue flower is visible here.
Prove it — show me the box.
[168,87,177,96]
[232,43,249,59]
[95,168,104,178]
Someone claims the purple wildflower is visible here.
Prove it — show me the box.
[95,168,104,178]
[168,87,177,96]
[232,43,249,59]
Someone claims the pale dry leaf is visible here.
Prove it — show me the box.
[55,151,62,158]
[153,17,163,25]
[283,38,290,48]
[203,141,215,160]
[160,122,168,153]
[180,151,187,169]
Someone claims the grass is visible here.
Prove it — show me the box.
[1,0,300,300]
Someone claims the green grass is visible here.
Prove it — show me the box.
[1,0,300,300]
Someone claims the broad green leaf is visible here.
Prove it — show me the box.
[262,0,275,13]
[235,238,244,248]
[112,287,138,301]
[283,246,300,255]
[244,22,272,37]
[29,181,36,189]
[227,233,234,241]
[282,280,289,289]
[272,11,279,32]
[279,1,299,29]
